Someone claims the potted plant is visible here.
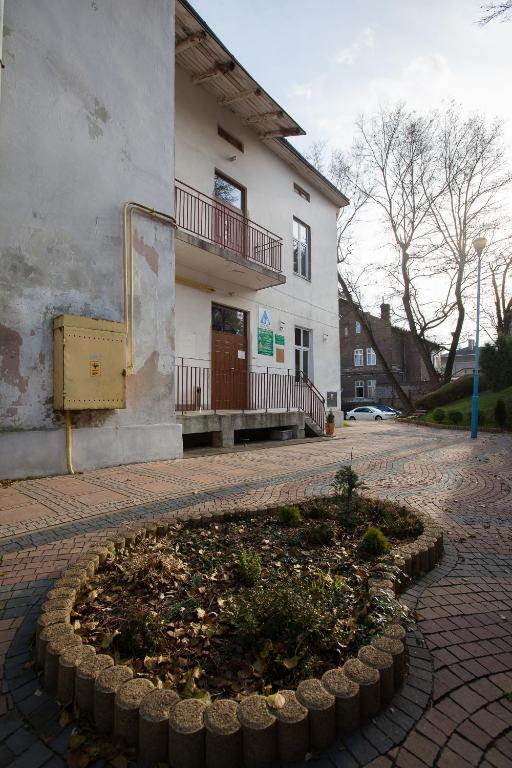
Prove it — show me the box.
[325,410,335,436]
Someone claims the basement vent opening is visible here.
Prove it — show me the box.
[294,182,310,202]
[218,125,244,153]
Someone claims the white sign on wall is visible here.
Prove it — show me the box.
[258,307,272,329]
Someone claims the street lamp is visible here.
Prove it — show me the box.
[470,236,487,439]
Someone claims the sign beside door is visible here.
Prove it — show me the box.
[258,328,274,356]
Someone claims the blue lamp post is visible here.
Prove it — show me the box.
[470,236,487,440]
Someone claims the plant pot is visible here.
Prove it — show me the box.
[325,422,335,436]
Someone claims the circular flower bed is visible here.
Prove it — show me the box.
[73,496,420,701]
[36,485,444,767]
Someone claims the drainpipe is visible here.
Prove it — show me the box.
[122,202,176,375]
[0,0,5,106]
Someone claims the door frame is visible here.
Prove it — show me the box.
[213,170,248,256]
[211,301,250,410]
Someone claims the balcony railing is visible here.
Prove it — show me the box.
[175,180,282,273]
[176,360,325,432]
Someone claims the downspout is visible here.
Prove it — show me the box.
[122,202,176,375]
[65,411,75,475]
[0,0,5,106]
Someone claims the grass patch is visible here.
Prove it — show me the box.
[423,385,512,430]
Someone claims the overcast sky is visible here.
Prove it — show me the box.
[190,0,511,343]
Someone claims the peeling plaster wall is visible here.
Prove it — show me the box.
[0,0,181,478]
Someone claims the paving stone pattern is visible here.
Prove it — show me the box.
[1,422,511,767]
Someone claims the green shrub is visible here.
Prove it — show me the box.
[495,398,507,429]
[480,336,512,391]
[361,527,390,556]
[302,523,335,546]
[331,465,365,504]
[301,500,334,520]
[433,408,446,423]
[277,505,302,527]
[478,409,487,426]
[448,410,463,425]
[115,609,165,657]
[416,374,487,410]
[237,551,262,586]
[231,578,324,656]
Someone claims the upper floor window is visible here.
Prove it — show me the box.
[214,172,244,211]
[355,321,362,334]
[367,379,377,399]
[293,217,311,280]
[354,348,364,367]
[294,182,310,202]
[366,347,376,366]
[355,380,364,398]
[343,325,349,337]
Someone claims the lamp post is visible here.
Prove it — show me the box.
[470,236,487,439]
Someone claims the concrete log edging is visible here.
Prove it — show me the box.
[34,510,444,767]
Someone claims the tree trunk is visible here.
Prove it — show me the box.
[442,261,465,383]
[338,275,415,412]
[400,247,441,387]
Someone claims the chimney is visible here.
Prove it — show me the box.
[380,303,391,322]
[468,339,474,351]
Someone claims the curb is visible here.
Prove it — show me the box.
[34,508,444,767]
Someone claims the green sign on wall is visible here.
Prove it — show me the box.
[258,328,274,356]
[275,334,285,346]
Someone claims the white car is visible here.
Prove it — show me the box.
[345,406,396,421]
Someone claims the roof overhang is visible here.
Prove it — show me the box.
[269,139,349,209]
[176,0,349,210]
[176,0,305,140]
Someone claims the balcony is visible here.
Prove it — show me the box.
[174,180,286,290]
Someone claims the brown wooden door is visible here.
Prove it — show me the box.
[211,304,248,410]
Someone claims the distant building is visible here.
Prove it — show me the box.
[339,297,438,411]
[440,341,476,378]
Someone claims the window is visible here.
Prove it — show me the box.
[218,126,244,153]
[295,327,311,379]
[354,348,364,367]
[343,325,349,337]
[366,347,376,366]
[355,381,364,398]
[211,304,246,335]
[355,321,362,334]
[213,172,244,211]
[293,218,311,280]
[367,379,376,399]
[294,182,310,202]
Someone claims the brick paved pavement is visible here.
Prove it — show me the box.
[0,422,511,767]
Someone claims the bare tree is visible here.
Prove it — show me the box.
[425,109,512,382]
[487,240,512,334]
[328,148,416,411]
[354,105,442,386]
[479,2,512,24]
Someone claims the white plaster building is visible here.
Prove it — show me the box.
[173,0,347,447]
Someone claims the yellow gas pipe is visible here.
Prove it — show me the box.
[65,411,75,475]
[62,203,175,475]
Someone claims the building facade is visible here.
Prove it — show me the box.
[440,341,476,378]
[339,298,434,411]
[173,1,346,447]
[0,0,180,479]
[0,0,346,479]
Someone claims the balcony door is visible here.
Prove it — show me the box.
[213,172,247,256]
[211,303,248,410]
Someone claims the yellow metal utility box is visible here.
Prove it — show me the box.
[53,315,126,410]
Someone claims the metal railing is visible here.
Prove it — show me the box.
[175,179,282,272]
[175,360,325,432]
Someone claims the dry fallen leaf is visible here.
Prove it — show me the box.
[267,692,286,709]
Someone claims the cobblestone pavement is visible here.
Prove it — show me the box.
[1,422,511,767]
